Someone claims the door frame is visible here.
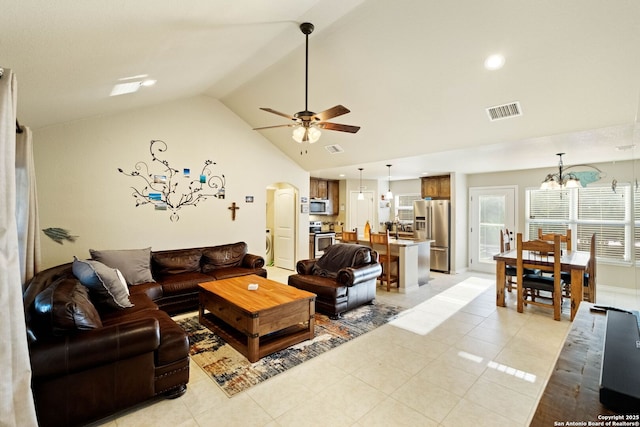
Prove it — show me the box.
[469,186,517,273]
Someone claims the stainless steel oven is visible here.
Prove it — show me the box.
[314,231,336,258]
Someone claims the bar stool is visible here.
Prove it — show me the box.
[369,230,399,291]
[341,228,358,244]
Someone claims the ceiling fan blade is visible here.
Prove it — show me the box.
[318,122,361,133]
[259,107,296,120]
[312,105,350,121]
[253,124,295,130]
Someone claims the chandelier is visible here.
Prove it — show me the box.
[540,153,603,190]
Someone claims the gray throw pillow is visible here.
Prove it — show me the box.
[89,247,155,285]
[72,257,133,309]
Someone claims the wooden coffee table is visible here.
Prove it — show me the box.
[198,274,316,362]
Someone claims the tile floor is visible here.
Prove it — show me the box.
[91,268,639,427]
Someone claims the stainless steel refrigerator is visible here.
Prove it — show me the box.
[414,199,451,272]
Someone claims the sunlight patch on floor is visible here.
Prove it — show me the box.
[389,276,494,335]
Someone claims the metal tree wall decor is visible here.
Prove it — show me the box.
[118,140,226,222]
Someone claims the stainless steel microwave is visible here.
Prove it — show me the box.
[309,199,332,215]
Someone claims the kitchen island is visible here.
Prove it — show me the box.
[340,236,432,293]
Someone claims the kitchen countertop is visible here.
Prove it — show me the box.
[388,238,433,247]
[336,237,433,247]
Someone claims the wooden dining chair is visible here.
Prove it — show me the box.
[500,228,540,292]
[341,228,359,244]
[557,233,596,303]
[585,233,597,302]
[500,228,516,291]
[369,230,399,291]
[516,233,565,320]
[538,228,572,252]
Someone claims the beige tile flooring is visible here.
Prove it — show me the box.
[92,269,639,427]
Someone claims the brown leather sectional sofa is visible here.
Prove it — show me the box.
[288,243,382,318]
[22,242,266,427]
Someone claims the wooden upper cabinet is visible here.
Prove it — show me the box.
[309,178,330,200]
[437,175,450,198]
[317,179,328,199]
[310,178,328,199]
[328,180,339,215]
[421,175,450,199]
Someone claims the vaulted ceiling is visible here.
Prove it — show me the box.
[4,0,640,181]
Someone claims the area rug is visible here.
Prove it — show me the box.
[176,302,402,397]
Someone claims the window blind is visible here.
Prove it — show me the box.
[526,184,631,263]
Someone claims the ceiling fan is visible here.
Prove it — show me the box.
[253,22,360,145]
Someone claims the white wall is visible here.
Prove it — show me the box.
[33,95,310,269]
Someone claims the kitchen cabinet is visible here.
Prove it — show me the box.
[328,180,339,215]
[310,178,328,199]
[421,175,450,199]
[310,178,339,215]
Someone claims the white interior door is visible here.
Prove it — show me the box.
[469,186,516,273]
[274,188,296,270]
[349,191,375,238]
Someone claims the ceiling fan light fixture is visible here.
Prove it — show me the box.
[292,126,321,143]
[308,126,321,143]
[254,22,360,149]
[292,126,306,143]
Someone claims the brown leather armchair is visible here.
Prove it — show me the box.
[288,243,382,318]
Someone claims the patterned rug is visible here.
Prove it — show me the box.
[176,302,403,397]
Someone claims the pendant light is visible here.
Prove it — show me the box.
[357,168,365,200]
[385,164,393,200]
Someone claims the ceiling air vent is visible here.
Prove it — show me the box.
[324,144,344,154]
[486,101,522,121]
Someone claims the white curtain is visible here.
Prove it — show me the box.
[0,68,38,426]
[16,125,41,285]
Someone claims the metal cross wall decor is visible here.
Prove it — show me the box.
[228,202,240,221]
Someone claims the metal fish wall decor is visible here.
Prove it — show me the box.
[43,228,78,245]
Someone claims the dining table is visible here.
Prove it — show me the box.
[493,249,591,320]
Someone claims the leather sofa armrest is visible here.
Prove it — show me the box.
[30,318,160,378]
[242,253,265,269]
[296,259,317,275]
[337,263,383,286]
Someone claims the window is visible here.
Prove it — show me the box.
[395,194,422,222]
[526,184,631,263]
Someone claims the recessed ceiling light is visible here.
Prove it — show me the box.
[140,79,156,87]
[484,54,505,70]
